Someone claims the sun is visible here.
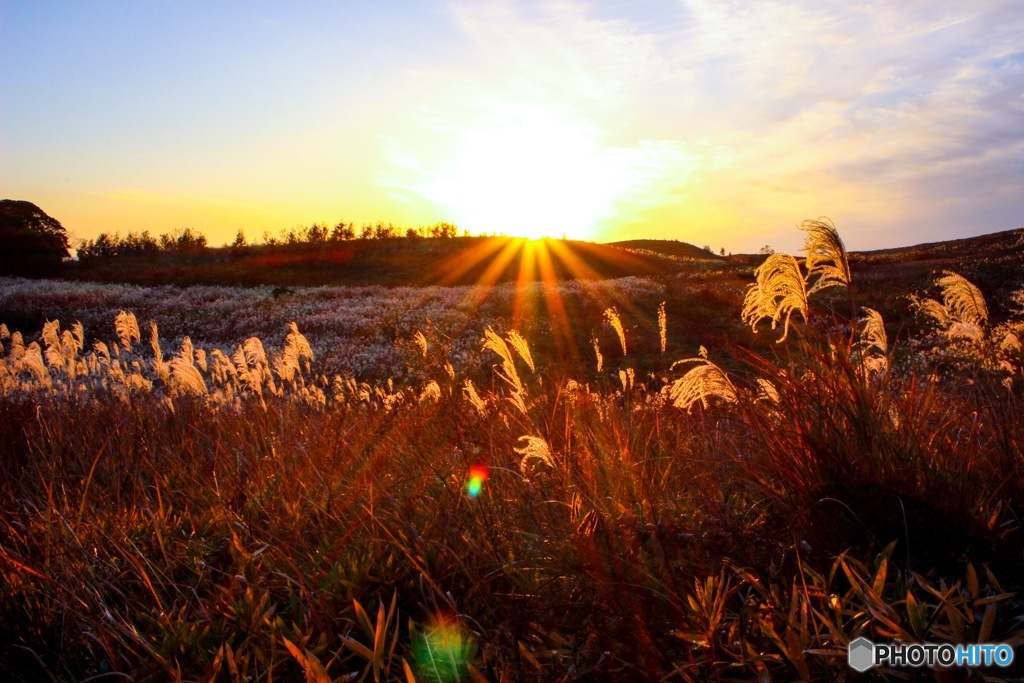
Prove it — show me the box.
[417,104,636,241]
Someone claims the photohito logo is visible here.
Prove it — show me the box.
[848,637,1015,672]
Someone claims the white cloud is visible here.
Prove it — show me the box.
[374,0,1023,247]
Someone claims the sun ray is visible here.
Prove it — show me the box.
[511,240,540,329]
[532,239,578,362]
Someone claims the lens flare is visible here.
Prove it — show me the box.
[466,465,488,498]
[412,613,476,683]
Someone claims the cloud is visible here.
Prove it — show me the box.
[373,0,1022,247]
[375,1,695,238]
[629,0,1023,247]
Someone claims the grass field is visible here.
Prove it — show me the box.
[2,224,1024,681]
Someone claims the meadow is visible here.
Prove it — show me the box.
[2,222,1023,681]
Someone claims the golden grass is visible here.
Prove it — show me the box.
[1,219,1023,680]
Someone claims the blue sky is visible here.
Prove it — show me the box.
[2,0,1022,251]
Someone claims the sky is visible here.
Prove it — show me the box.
[2,0,1022,252]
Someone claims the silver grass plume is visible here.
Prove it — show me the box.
[742,253,808,342]
[855,308,889,376]
[859,308,888,354]
[419,380,442,403]
[41,320,60,350]
[149,320,163,361]
[911,272,989,342]
[180,337,195,366]
[667,357,738,411]
[801,217,850,295]
[1001,332,1021,354]
[60,330,78,361]
[604,307,627,355]
[515,435,554,474]
[506,329,535,373]
[20,342,51,386]
[44,344,64,371]
[7,332,25,365]
[755,378,780,404]
[71,322,85,354]
[208,349,236,385]
[911,296,949,328]
[243,336,269,368]
[168,358,207,396]
[94,341,111,364]
[413,330,428,358]
[938,271,988,328]
[482,327,526,404]
[658,301,667,354]
[194,348,208,373]
[149,322,169,383]
[463,379,486,414]
[234,339,267,397]
[114,310,140,352]
[275,322,314,383]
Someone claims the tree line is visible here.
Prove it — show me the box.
[76,220,467,260]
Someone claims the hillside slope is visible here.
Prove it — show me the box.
[606,238,724,260]
[66,236,689,288]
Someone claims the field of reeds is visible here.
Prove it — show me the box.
[2,221,1023,681]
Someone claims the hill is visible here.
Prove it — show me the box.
[66,236,690,288]
[606,238,724,260]
[57,227,1024,309]
[848,227,1024,319]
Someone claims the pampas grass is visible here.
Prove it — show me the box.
[514,434,554,474]
[482,327,529,416]
[2,218,1024,681]
[506,329,535,373]
[463,378,486,414]
[855,307,889,377]
[658,301,667,354]
[667,357,737,410]
[911,271,990,343]
[742,253,808,342]
[114,309,140,351]
[604,307,627,355]
[800,217,850,295]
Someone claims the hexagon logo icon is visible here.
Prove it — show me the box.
[848,637,876,672]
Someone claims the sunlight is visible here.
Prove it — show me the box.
[418,105,638,240]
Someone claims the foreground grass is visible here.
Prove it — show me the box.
[3,221,1024,680]
[2,328,1023,680]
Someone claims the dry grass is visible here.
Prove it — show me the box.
[2,221,1024,681]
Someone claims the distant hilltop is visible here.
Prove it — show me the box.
[606,239,726,261]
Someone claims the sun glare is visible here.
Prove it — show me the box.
[417,105,639,241]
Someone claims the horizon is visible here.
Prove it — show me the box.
[42,214,1024,258]
[2,1,1022,253]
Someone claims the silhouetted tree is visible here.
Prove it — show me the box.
[77,233,114,261]
[159,227,207,252]
[373,221,397,239]
[306,222,328,243]
[0,200,71,276]
[331,221,355,241]
[429,222,458,238]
